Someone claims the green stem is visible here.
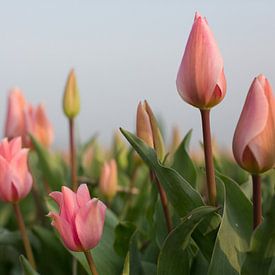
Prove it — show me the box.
[200,109,216,206]
[13,202,36,269]
[84,251,98,275]
[150,171,173,233]
[69,118,77,191]
[252,174,262,229]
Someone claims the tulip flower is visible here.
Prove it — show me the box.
[233,75,275,174]
[176,12,226,109]
[63,69,80,119]
[4,88,27,139]
[136,101,165,161]
[48,184,106,251]
[23,104,54,148]
[0,137,32,202]
[0,137,36,268]
[49,184,105,275]
[233,74,275,229]
[99,160,118,201]
[176,12,226,206]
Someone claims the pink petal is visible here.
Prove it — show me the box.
[49,212,82,252]
[74,199,106,251]
[0,157,14,202]
[76,184,91,208]
[49,191,64,207]
[61,186,78,222]
[233,77,269,168]
[9,137,23,157]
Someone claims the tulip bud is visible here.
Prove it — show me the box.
[24,104,54,148]
[4,88,27,139]
[99,160,118,201]
[176,12,226,109]
[136,101,165,160]
[233,75,275,174]
[63,69,80,119]
[0,137,33,202]
[48,184,106,252]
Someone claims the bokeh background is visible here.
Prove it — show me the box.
[1,0,275,149]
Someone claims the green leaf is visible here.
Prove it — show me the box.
[19,255,40,275]
[172,130,197,188]
[114,222,137,257]
[241,196,275,275]
[120,129,220,261]
[157,206,217,275]
[120,129,204,217]
[208,174,253,275]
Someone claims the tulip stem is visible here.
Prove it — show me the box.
[150,171,173,233]
[84,251,98,275]
[252,174,262,229]
[12,202,36,269]
[69,118,78,191]
[200,109,216,206]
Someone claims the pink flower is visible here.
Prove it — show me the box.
[176,12,226,109]
[4,89,27,139]
[233,75,275,174]
[23,104,54,148]
[4,89,54,148]
[0,137,33,202]
[48,184,107,252]
[99,160,118,201]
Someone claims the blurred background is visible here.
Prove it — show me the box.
[1,0,275,150]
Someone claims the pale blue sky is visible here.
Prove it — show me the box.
[1,1,275,149]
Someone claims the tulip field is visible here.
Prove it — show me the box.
[1,12,275,275]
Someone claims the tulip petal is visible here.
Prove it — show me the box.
[49,191,64,207]
[0,157,14,202]
[76,184,91,208]
[233,77,269,168]
[61,186,78,222]
[49,212,82,252]
[74,199,106,250]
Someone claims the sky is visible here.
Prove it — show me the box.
[1,1,275,150]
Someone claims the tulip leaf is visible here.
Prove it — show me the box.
[172,129,197,188]
[19,255,40,275]
[157,206,217,275]
[241,196,275,275]
[120,128,203,217]
[120,129,220,261]
[114,222,137,257]
[208,174,253,274]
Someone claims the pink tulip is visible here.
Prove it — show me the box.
[99,160,118,201]
[233,75,275,174]
[0,137,33,202]
[48,184,106,252]
[176,12,226,109]
[4,89,27,139]
[23,104,54,148]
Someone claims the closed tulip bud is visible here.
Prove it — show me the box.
[136,102,154,148]
[4,88,27,139]
[0,137,33,202]
[233,75,275,174]
[99,160,118,201]
[136,101,165,160]
[176,12,226,109]
[24,104,54,148]
[48,184,106,252]
[63,69,80,119]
